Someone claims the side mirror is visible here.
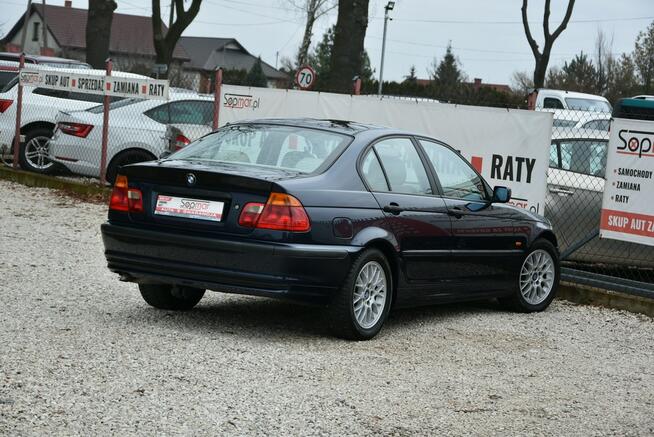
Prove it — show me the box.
[159,150,172,159]
[491,186,511,203]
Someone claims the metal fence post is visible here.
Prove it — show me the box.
[212,68,223,131]
[99,58,112,185]
[12,53,25,169]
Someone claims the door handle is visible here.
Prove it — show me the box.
[549,187,574,196]
[447,206,464,219]
[383,202,404,215]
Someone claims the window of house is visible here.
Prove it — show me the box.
[32,22,40,42]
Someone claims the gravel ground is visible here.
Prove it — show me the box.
[1,179,653,436]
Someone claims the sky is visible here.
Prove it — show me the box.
[1,0,652,86]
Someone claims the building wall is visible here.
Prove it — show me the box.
[8,13,60,55]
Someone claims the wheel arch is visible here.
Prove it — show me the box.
[362,238,400,308]
[20,121,56,137]
[535,230,558,250]
[107,147,157,172]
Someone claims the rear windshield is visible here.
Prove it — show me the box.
[171,124,352,174]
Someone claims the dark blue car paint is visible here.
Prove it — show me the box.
[102,119,558,308]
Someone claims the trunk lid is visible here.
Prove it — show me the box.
[119,159,302,236]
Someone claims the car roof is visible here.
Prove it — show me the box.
[0,52,88,65]
[539,89,609,101]
[227,118,388,134]
[551,129,609,141]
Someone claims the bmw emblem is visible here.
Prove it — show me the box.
[186,173,197,186]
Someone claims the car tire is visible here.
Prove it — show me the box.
[138,284,205,311]
[327,248,393,340]
[499,238,560,312]
[19,127,56,174]
[106,150,155,184]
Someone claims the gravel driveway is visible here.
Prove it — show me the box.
[1,179,653,436]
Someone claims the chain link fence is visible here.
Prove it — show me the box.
[542,104,654,294]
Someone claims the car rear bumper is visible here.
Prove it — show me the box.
[101,222,362,304]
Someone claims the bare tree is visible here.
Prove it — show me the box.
[86,0,117,69]
[595,29,615,95]
[152,0,202,78]
[511,70,534,94]
[521,0,576,88]
[288,0,336,68]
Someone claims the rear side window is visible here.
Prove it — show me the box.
[372,137,432,195]
[582,119,610,131]
[361,150,388,191]
[145,100,214,125]
[0,71,17,90]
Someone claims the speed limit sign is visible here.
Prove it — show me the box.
[295,65,316,90]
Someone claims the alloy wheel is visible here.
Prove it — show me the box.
[520,249,556,305]
[353,261,387,329]
[24,135,53,171]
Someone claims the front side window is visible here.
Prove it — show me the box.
[559,140,608,177]
[419,139,487,201]
[549,142,559,168]
[172,124,351,174]
[543,97,564,109]
[582,119,610,131]
[372,137,432,195]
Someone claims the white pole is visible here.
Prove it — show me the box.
[378,5,390,96]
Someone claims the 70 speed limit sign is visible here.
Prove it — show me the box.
[295,66,316,90]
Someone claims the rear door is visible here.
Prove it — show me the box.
[416,138,527,294]
[360,136,457,296]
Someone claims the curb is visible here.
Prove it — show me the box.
[0,166,110,201]
[559,282,654,317]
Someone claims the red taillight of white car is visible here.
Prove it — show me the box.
[0,99,13,113]
[174,134,191,151]
[58,122,94,138]
[238,193,311,232]
[109,175,144,213]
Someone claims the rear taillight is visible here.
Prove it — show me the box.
[239,193,310,232]
[59,122,93,138]
[174,134,191,151]
[109,175,144,213]
[0,99,13,113]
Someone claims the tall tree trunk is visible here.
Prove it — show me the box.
[86,0,117,69]
[521,0,575,89]
[152,0,203,79]
[296,1,317,67]
[326,0,369,93]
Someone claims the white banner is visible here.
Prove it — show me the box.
[218,85,552,214]
[600,118,654,247]
[19,68,169,100]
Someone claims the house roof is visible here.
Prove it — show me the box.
[178,36,287,80]
[414,78,511,94]
[2,4,188,60]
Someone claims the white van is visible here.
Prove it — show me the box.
[530,89,611,112]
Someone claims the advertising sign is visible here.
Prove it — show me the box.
[19,68,169,100]
[217,85,552,213]
[600,118,654,247]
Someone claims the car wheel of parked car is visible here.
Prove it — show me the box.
[138,284,205,311]
[19,127,55,174]
[107,150,156,184]
[499,239,560,312]
[327,249,392,340]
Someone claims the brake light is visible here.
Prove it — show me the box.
[174,134,191,151]
[59,122,93,138]
[0,99,13,113]
[109,175,144,213]
[239,193,310,232]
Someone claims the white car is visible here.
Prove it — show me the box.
[50,91,213,182]
[0,66,148,174]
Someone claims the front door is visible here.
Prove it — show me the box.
[417,138,527,294]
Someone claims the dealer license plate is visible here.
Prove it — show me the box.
[154,195,224,222]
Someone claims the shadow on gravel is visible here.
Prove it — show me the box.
[112,294,502,340]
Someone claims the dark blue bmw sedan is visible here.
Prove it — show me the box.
[102,119,559,340]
